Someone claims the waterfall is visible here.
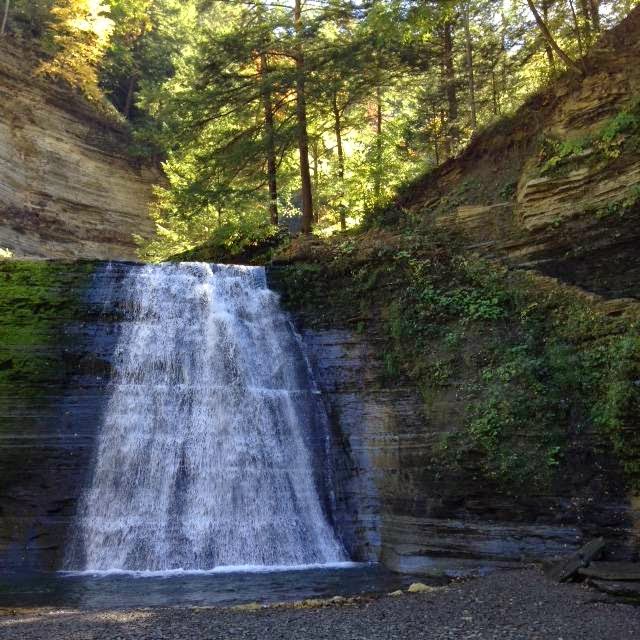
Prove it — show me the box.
[68,262,347,573]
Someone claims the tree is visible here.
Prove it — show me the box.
[293,0,314,233]
[525,0,583,73]
[101,0,153,118]
[39,0,115,100]
[103,0,638,257]
[260,49,279,225]
[462,1,477,131]
[1,1,10,36]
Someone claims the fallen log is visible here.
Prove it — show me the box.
[588,579,640,599]
[579,562,640,581]
[545,538,606,582]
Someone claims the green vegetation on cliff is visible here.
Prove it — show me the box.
[539,98,640,179]
[0,261,94,397]
[5,1,639,258]
[272,228,640,491]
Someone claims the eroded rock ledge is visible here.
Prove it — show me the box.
[0,40,157,260]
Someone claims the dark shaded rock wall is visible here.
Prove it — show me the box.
[2,261,635,577]
[298,324,615,577]
[0,261,124,573]
[268,266,638,576]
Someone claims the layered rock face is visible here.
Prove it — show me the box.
[297,323,636,576]
[266,10,640,575]
[400,6,640,302]
[0,41,156,260]
[1,261,636,576]
[0,262,121,572]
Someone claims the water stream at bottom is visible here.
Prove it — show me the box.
[0,565,436,610]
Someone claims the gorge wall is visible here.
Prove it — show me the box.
[394,5,640,302]
[0,261,123,572]
[270,261,639,576]
[3,257,636,576]
[2,12,640,578]
[267,8,640,575]
[0,40,157,261]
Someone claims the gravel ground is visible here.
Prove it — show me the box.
[1,568,638,640]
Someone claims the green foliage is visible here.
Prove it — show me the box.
[274,227,640,491]
[600,102,640,143]
[539,135,590,175]
[588,332,640,479]
[539,98,640,176]
[498,180,517,201]
[38,0,115,102]
[7,0,639,255]
[0,261,94,395]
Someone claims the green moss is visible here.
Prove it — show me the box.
[0,261,95,397]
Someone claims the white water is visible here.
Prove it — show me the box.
[69,262,347,572]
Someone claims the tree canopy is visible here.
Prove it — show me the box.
[1,0,638,257]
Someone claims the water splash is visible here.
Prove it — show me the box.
[68,262,347,572]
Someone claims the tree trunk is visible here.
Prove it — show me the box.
[568,0,586,57]
[441,109,451,159]
[123,74,138,120]
[332,91,346,231]
[311,138,320,223]
[432,105,441,165]
[526,0,583,72]
[542,0,556,68]
[588,0,600,32]
[441,19,457,158]
[578,0,593,44]
[500,10,509,99]
[260,51,278,226]
[373,84,383,205]
[462,4,477,131]
[491,69,500,115]
[294,0,314,234]
[443,20,457,121]
[0,0,10,37]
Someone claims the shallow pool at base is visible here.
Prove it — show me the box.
[0,565,434,610]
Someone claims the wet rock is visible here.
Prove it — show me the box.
[408,583,432,594]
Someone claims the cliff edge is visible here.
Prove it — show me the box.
[0,40,157,260]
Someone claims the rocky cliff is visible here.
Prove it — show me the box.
[270,255,639,576]
[268,9,640,576]
[0,40,157,260]
[2,13,640,579]
[392,6,640,302]
[0,261,121,571]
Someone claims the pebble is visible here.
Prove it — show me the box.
[1,569,639,639]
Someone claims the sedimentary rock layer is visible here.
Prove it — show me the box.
[297,324,636,576]
[0,41,156,260]
[400,6,640,301]
[0,262,119,572]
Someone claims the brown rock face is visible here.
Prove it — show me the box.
[0,41,157,260]
[399,6,640,302]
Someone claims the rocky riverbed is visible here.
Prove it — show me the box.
[1,569,638,640]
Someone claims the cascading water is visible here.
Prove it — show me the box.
[68,262,348,573]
